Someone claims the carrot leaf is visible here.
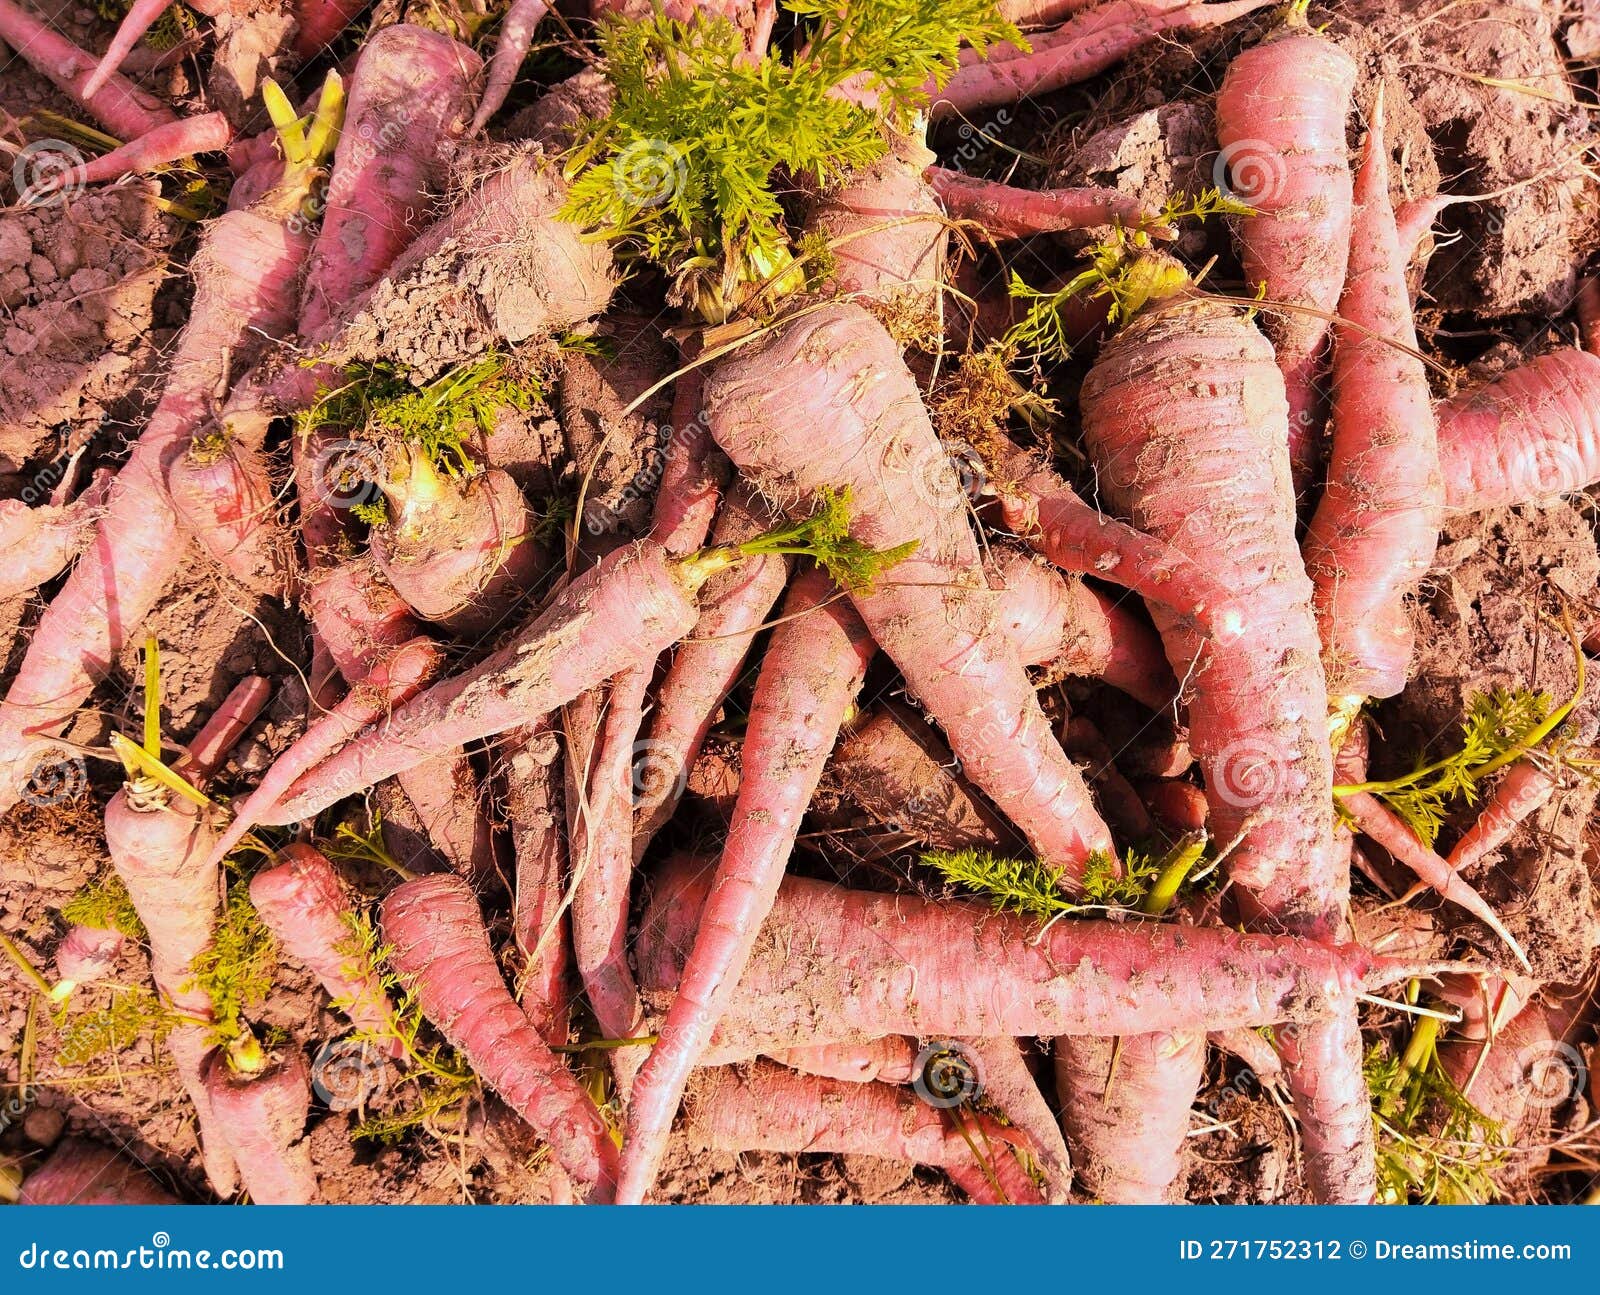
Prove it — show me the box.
[727,485,917,592]
[561,0,1021,319]
[186,878,277,1045]
[60,872,146,942]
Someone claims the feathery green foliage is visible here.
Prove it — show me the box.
[187,878,277,1044]
[923,845,1176,919]
[731,486,917,592]
[60,873,146,941]
[561,0,1022,318]
[52,989,172,1069]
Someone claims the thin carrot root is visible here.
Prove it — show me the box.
[929,165,1169,239]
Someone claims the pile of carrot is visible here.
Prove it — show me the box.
[5,0,1599,1209]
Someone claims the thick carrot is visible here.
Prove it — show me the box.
[166,427,286,597]
[370,448,542,635]
[381,872,619,1197]
[616,566,875,1203]
[469,0,550,136]
[631,485,787,856]
[637,857,1427,1051]
[0,471,110,601]
[0,0,176,140]
[53,924,126,987]
[1215,13,1357,489]
[1447,760,1557,873]
[962,1036,1073,1203]
[1435,349,1600,512]
[929,165,1165,238]
[258,542,707,824]
[682,1061,1043,1204]
[704,302,1114,870]
[248,844,399,1053]
[1077,292,1366,1202]
[1056,1029,1204,1202]
[0,84,340,815]
[1303,93,1441,708]
[933,0,1273,117]
[203,1044,316,1204]
[18,1138,178,1205]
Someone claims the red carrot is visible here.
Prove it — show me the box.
[292,0,370,59]
[18,1138,178,1205]
[0,0,176,140]
[381,872,619,1198]
[704,304,1114,870]
[767,1037,918,1084]
[54,925,126,987]
[616,566,875,1203]
[80,0,228,100]
[1215,10,1357,489]
[166,425,286,597]
[929,165,1166,239]
[203,1042,317,1204]
[1056,1029,1204,1202]
[469,0,550,136]
[0,76,343,816]
[933,0,1273,117]
[1435,349,1600,513]
[500,720,571,1041]
[1303,91,1441,710]
[248,844,399,1053]
[0,470,110,601]
[637,857,1433,1051]
[631,485,787,856]
[682,1061,1043,1204]
[32,113,234,199]
[1446,759,1557,873]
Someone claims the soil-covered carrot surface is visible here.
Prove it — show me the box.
[3,0,1600,1207]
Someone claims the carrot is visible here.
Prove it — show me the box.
[616,566,875,1202]
[767,1037,919,1084]
[500,720,571,1041]
[0,0,176,140]
[80,0,229,100]
[1141,777,1208,833]
[1576,276,1600,357]
[292,0,370,59]
[18,1138,178,1205]
[28,113,234,199]
[1434,349,1600,513]
[1215,9,1357,490]
[297,25,483,341]
[1446,759,1557,873]
[381,872,619,1198]
[631,484,788,856]
[369,446,543,635]
[53,924,126,987]
[933,0,1274,117]
[256,542,715,824]
[1055,1028,1204,1202]
[0,75,343,816]
[682,1061,1044,1204]
[649,365,728,556]
[637,856,1434,1051]
[0,470,110,601]
[704,303,1114,870]
[961,1035,1073,1203]
[1303,91,1441,711]
[1076,286,1364,1201]
[929,165,1166,239]
[248,844,399,1054]
[468,0,550,136]
[166,422,287,597]
[203,1040,317,1204]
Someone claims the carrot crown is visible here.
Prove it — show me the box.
[258,70,345,221]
